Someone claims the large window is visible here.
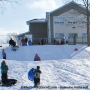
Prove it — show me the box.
[82,17,87,23]
[68,33,78,37]
[54,17,64,24]
[82,33,87,42]
[68,33,78,42]
[55,33,64,38]
[82,33,87,37]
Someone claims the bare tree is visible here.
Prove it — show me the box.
[63,0,90,46]
[6,32,17,43]
[0,0,21,13]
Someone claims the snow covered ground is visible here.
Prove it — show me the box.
[0,44,90,90]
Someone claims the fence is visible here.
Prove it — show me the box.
[68,37,87,44]
[21,37,87,45]
[0,35,88,45]
[32,37,87,45]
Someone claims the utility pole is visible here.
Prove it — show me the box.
[87,0,90,46]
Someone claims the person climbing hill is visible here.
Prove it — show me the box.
[2,49,6,59]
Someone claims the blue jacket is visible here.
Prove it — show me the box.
[2,51,6,57]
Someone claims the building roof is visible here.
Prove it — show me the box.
[50,1,90,16]
[17,31,30,37]
[26,18,46,25]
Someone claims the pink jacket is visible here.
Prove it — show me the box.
[62,38,65,42]
[34,55,41,61]
[56,41,59,45]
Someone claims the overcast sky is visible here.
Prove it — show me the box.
[0,0,84,35]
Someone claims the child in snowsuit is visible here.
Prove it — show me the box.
[28,39,32,45]
[1,61,9,84]
[34,54,41,61]
[2,49,6,59]
[33,66,41,87]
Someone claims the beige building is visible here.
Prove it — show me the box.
[46,1,90,43]
[18,1,90,44]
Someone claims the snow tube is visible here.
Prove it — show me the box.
[28,68,34,81]
[0,79,17,86]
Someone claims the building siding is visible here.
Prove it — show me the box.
[50,2,89,39]
[30,22,48,38]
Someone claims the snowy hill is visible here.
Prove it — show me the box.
[0,44,90,90]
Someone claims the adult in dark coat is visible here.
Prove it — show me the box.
[41,39,44,45]
[25,37,28,45]
[12,40,16,47]
[73,34,77,45]
[9,38,13,46]
[1,61,9,84]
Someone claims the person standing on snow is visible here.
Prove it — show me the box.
[2,49,6,59]
[61,37,65,45]
[34,54,41,61]
[9,38,13,46]
[1,60,9,84]
[25,37,28,46]
[33,66,42,87]
[39,38,42,45]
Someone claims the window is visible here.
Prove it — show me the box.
[82,18,87,23]
[54,17,64,24]
[82,33,87,42]
[82,33,87,37]
[68,17,77,24]
[59,18,64,24]
[55,22,59,24]
[55,33,64,38]
[68,33,78,42]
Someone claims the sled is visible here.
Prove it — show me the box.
[74,48,78,51]
[11,46,19,51]
[28,68,34,81]
[0,79,17,86]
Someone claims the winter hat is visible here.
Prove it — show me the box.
[2,60,6,64]
[3,49,4,51]
[36,53,38,56]
[37,66,40,70]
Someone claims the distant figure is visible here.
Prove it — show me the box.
[54,39,56,44]
[74,48,78,51]
[33,66,42,87]
[9,38,13,46]
[17,37,21,46]
[2,49,6,59]
[61,38,65,45]
[73,34,77,45]
[28,39,32,45]
[56,41,59,45]
[1,61,9,84]
[25,37,28,46]
[41,39,44,45]
[12,40,16,47]
[39,38,42,45]
[21,38,25,46]
[34,54,41,61]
